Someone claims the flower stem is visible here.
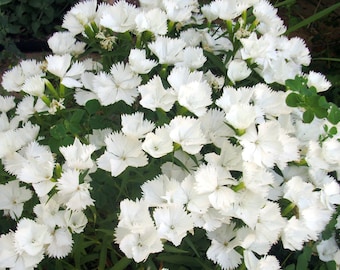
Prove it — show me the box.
[282,202,296,217]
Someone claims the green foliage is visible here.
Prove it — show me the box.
[285,75,340,125]
[0,0,78,61]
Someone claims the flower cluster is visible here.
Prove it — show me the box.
[0,0,340,269]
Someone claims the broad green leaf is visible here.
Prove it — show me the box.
[328,105,340,125]
[70,109,85,123]
[50,123,67,139]
[285,76,307,92]
[85,99,101,115]
[303,110,314,123]
[286,92,302,107]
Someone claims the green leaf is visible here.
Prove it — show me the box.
[156,254,202,267]
[163,244,189,254]
[284,264,295,270]
[70,109,86,123]
[328,105,340,125]
[50,123,67,139]
[0,0,12,6]
[85,99,101,115]
[313,106,328,119]
[303,110,314,123]
[111,257,132,270]
[204,50,227,75]
[286,92,302,107]
[285,76,307,92]
[297,246,312,270]
[286,2,340,35]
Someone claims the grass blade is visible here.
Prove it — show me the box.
[285,2,340,35]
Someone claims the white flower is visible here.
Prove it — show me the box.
[110,62,142,105]
[97,131,148,176]
[206,223,243,270]
[153,204,193,246]
[177,80,212,117]
[115,199,155,236]
[0,232,17,269]
[167,66,203,93]
[209,0,248,20]
[225,103,257,130]
[169,116,207,155]
[48,31,86,55]
[148,36,186,65]
[307,71,331,92]
[3,141,55,197]
[317,236,340,262]
[100,0,139,33]
[244,250,281,270]
[199,109,235,148]
[163,0,199,23]
[14,218,52,257]
[176,46,207,69]
[227,59,252,84]
[215,85,254,113]
[117,227,163,263]
[141,174,187,207]
[59,137,96,170]
[253,0,286,36]
[194,164,237,210]
[46,54,85,88]
[34,196,66,229]
[0,96,15,112]
[239,121,299,168]
[128,48,158,74]
[135,8,168,35]
[15,95,49,122]
[138,75,177,112]
[121,112,155,138]
[0,180,32,219]
[142,126,173,158]
[88,128,113,149]
[46,227,73,259]
[1,60,44,92]
[62,0,98,35]
[321,137,340,166]
[57,169,94,211]
[281,216,315,250]
[252,83,292,117]
[64,210,88,233]
[22,74,46,97]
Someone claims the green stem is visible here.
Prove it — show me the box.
[45,79,59,98]
[226,20,234,40]
[282,202,296,217]
[232,181,245,192]
[59,84,65,98]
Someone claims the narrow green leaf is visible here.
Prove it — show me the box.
[98,239,108,270]
[286,3,340,35]
[163,244,189,254]
[0,0,11,5]
[111,257,132,270]
[204,50,227,74]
